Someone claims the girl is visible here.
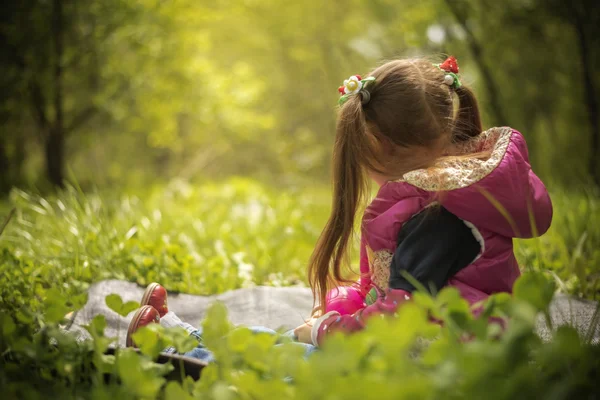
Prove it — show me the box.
[295,56,552,345]
[126,56,552,354]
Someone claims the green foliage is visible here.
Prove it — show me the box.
[105,294,139,318]
[1,179,329,300]
[513,271,556,312]
[2,269,599,398]
[1,179,599,300]
[1,0,598,189]
[1,0,598,396]
[116,348,167,398]
[0,180,599,398]
[514,188,600,299]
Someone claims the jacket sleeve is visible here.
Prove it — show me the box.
[443,130,553,239]
[322,236,372,315]
[312,207,481,346]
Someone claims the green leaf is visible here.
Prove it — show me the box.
[167,326,198,354]
[116,348,165,398]
[105,294,123,314]
[201,302,232,347]
[132,323,170,359]
[69,292,89,311]
[211,382,237,400]
[552,325,582,356]
[513,272,556,312]
[121,301,140,316]
[1,313,16,336]
[165,381,194,400]
[142,358,175,377]
[97,354,116,375]
[84,315,113,356]
[44,288,70,324]
[227,327,252,353]
[84,314,107,338]
[482,292,512,317]
[105,293,139,317]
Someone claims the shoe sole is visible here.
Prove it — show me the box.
[140,282,160,308]
[126,305,152,348]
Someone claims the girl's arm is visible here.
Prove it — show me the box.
[443,129,553,239]
[311,207,481,346]
[321,236,371,316]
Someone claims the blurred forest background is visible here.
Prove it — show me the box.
[1,0,599,193]
[3,4,600,396]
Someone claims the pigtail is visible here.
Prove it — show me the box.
[452,85,483,141]
[310,57,487,314]
[308,97,369,314]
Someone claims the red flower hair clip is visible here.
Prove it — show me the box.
[434,56,461,89]
[439,56,459,74]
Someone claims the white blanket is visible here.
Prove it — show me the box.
[66,280,599,346]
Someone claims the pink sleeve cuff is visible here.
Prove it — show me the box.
[310,311,340,346]
[313,289,413,346]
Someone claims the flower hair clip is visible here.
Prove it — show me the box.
[434,56,462,89]
[338,75,376,106]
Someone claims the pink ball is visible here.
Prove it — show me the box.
[325,285,365,315]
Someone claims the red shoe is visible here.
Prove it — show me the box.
[141,282,169,317]
[126,305,160,347]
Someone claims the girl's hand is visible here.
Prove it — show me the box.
[293,318,317,344]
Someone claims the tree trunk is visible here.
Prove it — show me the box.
[45,130,65,187]
[444,0,507,126]
[13,134,25,184]
[573,13,600,186]
[48,0,65,187]
[0,139,10,195]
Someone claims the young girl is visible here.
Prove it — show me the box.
[126,56,552,354]
[294,56,552,345]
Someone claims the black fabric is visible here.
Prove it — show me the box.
[388,206,481,293]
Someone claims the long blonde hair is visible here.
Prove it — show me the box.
[308,58,483,313]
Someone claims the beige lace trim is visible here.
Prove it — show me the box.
[401,127,513,191]
[366,246,393,291]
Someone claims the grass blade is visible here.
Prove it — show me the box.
[584,301,600,345]
[0,208,16,238]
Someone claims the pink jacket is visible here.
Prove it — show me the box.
[313,127,553,345]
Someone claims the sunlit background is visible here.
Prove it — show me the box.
[2,2,600,396]
[0,0,599,299]
[1,0,599,191]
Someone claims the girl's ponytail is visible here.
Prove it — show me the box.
[452,85,483,141]
[309,57,487,314]
[309,97,368,314]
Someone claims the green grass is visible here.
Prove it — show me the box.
[514,188,600,299]
[1,179,330,300]
[1,179,598,300]
[1,179,600,399]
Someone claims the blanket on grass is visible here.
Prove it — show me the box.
[65,280,600,347]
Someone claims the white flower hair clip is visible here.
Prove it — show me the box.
[338,75,376,106]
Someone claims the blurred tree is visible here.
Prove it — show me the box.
[443,0,506,126]
[1,0,123,188]
[556,0,600,185]
[438,0,599,184]
[0,0,597,190]
[0,2,31,193]
[0,0,203,189]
